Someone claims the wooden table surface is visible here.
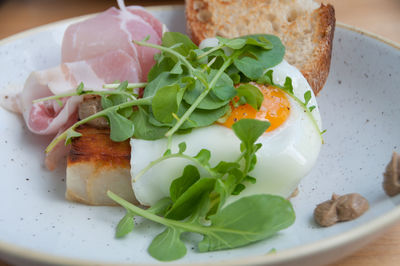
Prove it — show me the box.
[0,0,399,265]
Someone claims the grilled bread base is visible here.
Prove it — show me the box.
[66,125,138,206]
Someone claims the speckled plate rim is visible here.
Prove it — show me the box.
[0,5,400,266]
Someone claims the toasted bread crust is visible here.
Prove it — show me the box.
[185,0,210,46]
[301,4,335,94]
[66,125,138,206]
[185,0,335,95]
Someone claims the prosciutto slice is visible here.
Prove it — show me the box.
[21,49,140,135]
[0,4,164,170]
[127,6,164,38]
[62,6,162,81]
[44,111,78,171]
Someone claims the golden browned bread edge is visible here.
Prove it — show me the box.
[185,0,209,46]
[301,4,335,95]
[185,1,336,95]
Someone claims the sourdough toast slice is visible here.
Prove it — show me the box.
[66,125,138,205]
[185,0,335,94]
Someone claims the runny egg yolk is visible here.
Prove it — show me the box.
[221,84,290,132]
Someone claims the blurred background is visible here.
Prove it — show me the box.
[0,0,399,43]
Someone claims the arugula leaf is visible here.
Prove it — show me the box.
[178,142,187,153]
[106,110,135,142]
[147,197,173,216]
[152,84,182,123]
[198,194,295,252]
[115,80,129,92]
[217,36,248,51]
[147,57,176,82]
[65,129,82,145]
[232,184,246,195]
[225,38,247,50]
[233,57,264,80]
[170,165,200,202]
[100,81,135,120]
[212,161,241,173]
[243,36,273,50]
[179,104,230,129]
[244,175,257,184]
[148,103,230,130]
[148,227,187,261]
[170,62,184,75]
[242,34,285,69]
[131,107,168,140]
[193,149,211,166]
[230,72,241,84]
[76,82,85,95]
[232,119,270,150]
[304,90,312,106]
[283,77,294,95]
[257,69,273,84]
[183,78,229,110]
[115,198,173,239]
[162,32,198,56]
[166,178,216,220]
[143,72,181,98]
[208,69,236,101]
[236,83,264,110]
[209,179,230,215]
[115,211,135,238]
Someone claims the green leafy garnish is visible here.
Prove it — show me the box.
[40,32,287,152]
[108,193,294,261]
[169,165,200,202]
[115,211,135,238]
[148,227,187,261]
[108,118,295,262]
[236,83,264,110]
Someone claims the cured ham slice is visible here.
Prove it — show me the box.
[0,3,164,171]
[44,111,78,171]
[127,6,164,38]
[62,6,162,81]
[21,49,140,135]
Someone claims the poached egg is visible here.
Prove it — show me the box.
[130,58,322,206]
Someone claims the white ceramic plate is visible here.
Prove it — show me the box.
[0,5,399,266]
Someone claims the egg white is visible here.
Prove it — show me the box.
[130,59,322,206]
